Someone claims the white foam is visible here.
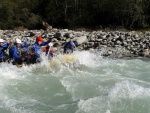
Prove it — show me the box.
[109,80,150,99]
[76,97,111,113]
[73,51,103,67]
[0,51,150,113]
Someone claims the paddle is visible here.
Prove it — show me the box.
[47,43,54,60]
[53,53,68,67]
[47,46,51,60]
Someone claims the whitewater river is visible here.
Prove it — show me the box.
[0,51,150,113]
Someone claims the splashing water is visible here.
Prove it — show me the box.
[0,51,150,113]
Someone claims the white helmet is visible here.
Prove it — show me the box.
[15,38,22,44]
[48,43,53,47]
[0,39,4,43]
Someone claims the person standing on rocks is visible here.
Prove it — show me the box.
[0,39,9,62]
[64,38,76,54]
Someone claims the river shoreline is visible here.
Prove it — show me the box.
[1,28,150,59]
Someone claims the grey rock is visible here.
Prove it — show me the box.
[75,36,87,46]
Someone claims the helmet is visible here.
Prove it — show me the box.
[48,43,53,47]
[0,39,4,43]
[15,38,22,44]
[36,36,43,42]
[24,41,30,46]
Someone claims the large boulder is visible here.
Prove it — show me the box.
[73,31,84,37]
[64,33,74,38]
[53,42,61,47]
[75,36,87,46]
[54,32,64,40]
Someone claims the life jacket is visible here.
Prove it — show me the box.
[9,46,22,60]
[19,47,28,58]
[45,46,54,55]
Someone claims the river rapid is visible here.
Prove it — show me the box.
[0,51,150,113]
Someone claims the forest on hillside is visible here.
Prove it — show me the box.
[0,0,150,30]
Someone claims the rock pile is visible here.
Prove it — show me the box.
[0,29,150,58]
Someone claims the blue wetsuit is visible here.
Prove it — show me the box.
[31,40,50,63]
[11,45,24,60]
[0,42,9,62]
[9,44,24,64]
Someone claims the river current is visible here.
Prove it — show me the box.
[0,51,150,113]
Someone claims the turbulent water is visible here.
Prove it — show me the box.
[0,51,150,113]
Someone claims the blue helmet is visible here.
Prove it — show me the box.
[24,41,30,46]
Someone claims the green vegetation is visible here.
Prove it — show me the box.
[0,0,150,30]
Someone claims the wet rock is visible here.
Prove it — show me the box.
[75,36,87,46]
[64,33,73,38]
[53,42,61,47]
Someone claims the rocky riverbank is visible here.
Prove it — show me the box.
[0,28,150,58]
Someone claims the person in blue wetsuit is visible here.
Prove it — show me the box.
[20,41,32,64]
[10,38,25,65]
[64,38,76,54]
[31,36,52,63]
[0,39,9,62]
